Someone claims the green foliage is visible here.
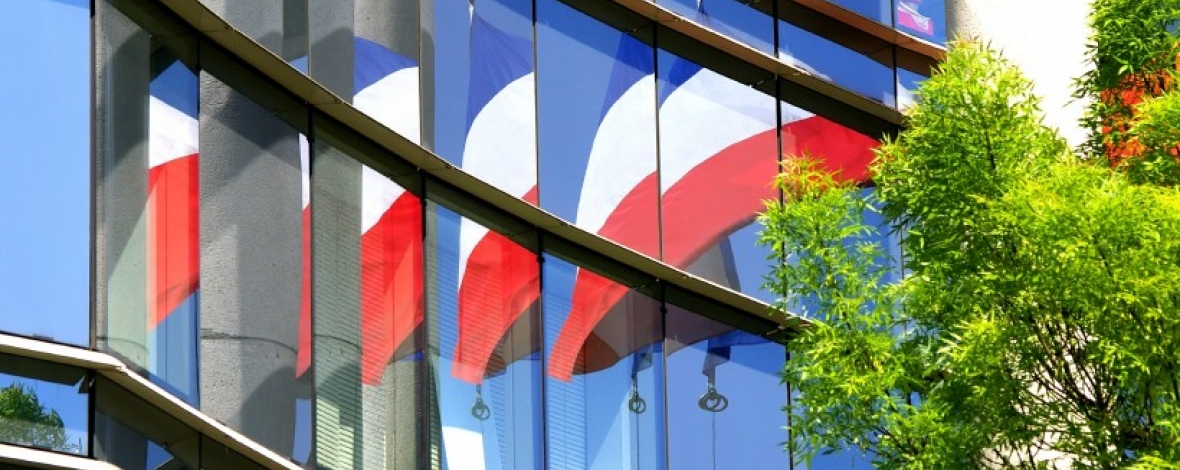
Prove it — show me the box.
[1078,0,1180,178]
[0,383,77,453]
[763,39,1180,469]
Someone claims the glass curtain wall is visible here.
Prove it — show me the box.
[84,0,908,468]
[656,50,779,303]
[97,0,309,462]
[543,254,665,470]
[0,0,90,346]
[427,202,544,470]
[537,0,660,259]
[311,122,426,470]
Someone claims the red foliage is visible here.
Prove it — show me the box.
[1100,53,1180,166]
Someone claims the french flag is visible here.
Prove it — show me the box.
[355,37,424,386]
[548,46,877,381]
[147,62,200,404]
[451,4,541,385]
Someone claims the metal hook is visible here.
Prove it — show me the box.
[471,385,491,421]
[698,383,729,413]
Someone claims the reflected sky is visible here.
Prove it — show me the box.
[0,0,90,346]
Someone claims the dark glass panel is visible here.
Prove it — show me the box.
[543,254,665,470]
[0,0,90,346]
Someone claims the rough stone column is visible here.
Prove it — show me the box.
[946,0,1092,147]
[197,0,302,457]
[198,71,303,455]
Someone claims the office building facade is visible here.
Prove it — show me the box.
[0,0,959,468]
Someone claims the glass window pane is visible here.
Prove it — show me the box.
[200,0,307,64]
[665,307,788,469]
[0,355,89,455]
[312,128,425,470]
[658,0,774,54]
[307,0,422,143]
[779,21,898,106]
[896,0,945,44]
[0,0,90,346]
[93,375,200,470]
[543,254,665,470]
[430,0,537,203]
[427,202,543,470]
[96,0,201,405]
[537,0,659,258]
[828,0,892,28]
[779,99,878,185]
[197,74,308,462]
[898,68,925,110]
[657,52,778,302]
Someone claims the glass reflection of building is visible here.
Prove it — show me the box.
[0,0,941,468]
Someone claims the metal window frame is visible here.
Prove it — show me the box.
[0,334,302,470]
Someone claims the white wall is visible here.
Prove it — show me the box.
[946,0,1092,148]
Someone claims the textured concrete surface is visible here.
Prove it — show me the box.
[201,0,286,52]
[947,0,1092,148]
[356,0,420,59]
[199,70,302,454]
[310,0,354,98]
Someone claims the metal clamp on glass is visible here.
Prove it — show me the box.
[471,385,491,421]
[698,379,729,413]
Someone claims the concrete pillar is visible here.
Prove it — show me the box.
[946,0,1092,148]
[196,0,303,457]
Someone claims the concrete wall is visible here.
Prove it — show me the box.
[946,0,1092,148]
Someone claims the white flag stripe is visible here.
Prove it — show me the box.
[658,68,777,194]
[361,165,407,233]
[148,96,198,169]
[355,67,422,145]
[458,73,537,281]
[576,78,657,233]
